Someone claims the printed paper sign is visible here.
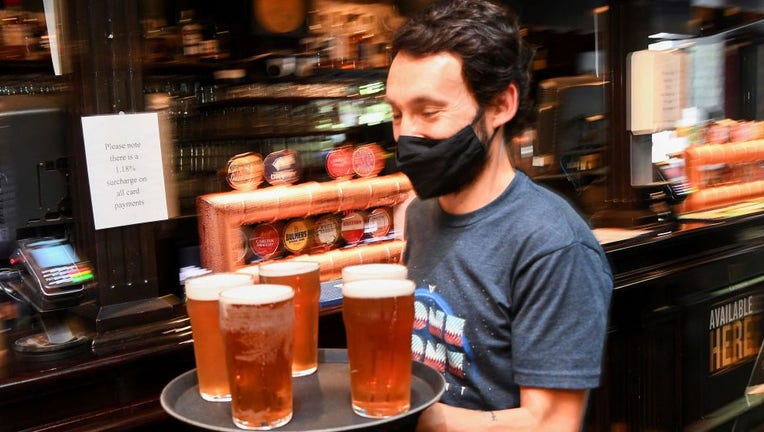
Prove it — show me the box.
[81,112,169,230]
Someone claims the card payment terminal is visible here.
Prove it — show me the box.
[7,237,95,311]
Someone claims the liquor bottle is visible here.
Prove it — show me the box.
[179,9,202,58]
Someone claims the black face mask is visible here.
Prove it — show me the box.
[395,110,493,199]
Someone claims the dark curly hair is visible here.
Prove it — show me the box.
[391,0,535,143]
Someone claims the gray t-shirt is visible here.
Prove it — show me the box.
[403,171,612,410]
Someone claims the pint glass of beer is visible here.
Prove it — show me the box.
[342,278,416,418]
[341,263,408,283]
[258,261,320,377]
[219,284,295,430]
[185,272,254,401]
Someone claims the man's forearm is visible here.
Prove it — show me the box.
[416,388,588,432]
[416,402,539,432]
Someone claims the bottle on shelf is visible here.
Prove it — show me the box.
[0,6,47,61]
[179,9,202,58]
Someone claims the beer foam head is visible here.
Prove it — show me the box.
[342,263,408,282]
[185,272,254,301]
[236,266,260,283]
[258,260,319,277]
[342,279,415,298]
[219,284,294,305]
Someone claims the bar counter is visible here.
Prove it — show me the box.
[2,211,764,431]
[0,336,195,431]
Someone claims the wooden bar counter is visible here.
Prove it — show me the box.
[2,211,764,431]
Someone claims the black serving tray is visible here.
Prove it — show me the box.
[160,348,445,432]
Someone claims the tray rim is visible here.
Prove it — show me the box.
[160,348,445,432]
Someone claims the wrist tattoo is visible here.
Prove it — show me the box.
[489,411,497,422]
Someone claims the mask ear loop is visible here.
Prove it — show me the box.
[485,127,500,151]
[470,106,499,151]
[469,107,485,127]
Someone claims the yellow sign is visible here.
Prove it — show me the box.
[709,295,762,373]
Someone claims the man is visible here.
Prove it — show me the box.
[385,1,613,430]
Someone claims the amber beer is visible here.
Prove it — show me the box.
[342,279,416,418]
[184,272,254,401]
[258,261,320,376]
[219,284,295,430]
[341,263,408,282]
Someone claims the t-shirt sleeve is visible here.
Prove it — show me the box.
[510,242,612,389]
